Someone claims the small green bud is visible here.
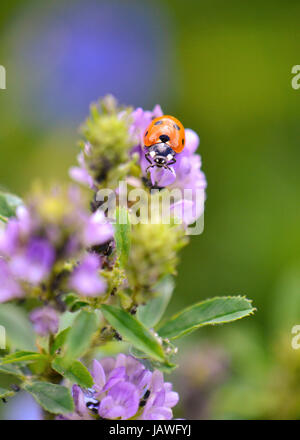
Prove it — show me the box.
[126,221,188,295]
[81,96,134,183]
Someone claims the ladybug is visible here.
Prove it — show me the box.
[143,115,185,172]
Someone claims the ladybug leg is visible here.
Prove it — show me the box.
[168,157,176,165]
[146,164,156,173]
[145,152,153,165]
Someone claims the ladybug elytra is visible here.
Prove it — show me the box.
[143,115,185,172]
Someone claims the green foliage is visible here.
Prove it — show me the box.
[51,358,93,388]
[0,91,258,418]
[0,364,23,377]
[157,296,255,340]
[64,310,98,360]
[0,387,14,398]
[50,328,70,356]
[101,304,166,363]
[63,294,89,312]
[24,381,74,414]
[0,304,36,350]
[0,351,47,365]
[137,276,174,328]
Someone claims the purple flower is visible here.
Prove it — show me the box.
[69,143,94,189]
[10,238,55,284]
[70,104,163,189]
[0,259,23,303]
[0,185,115,300]
[141,370,178,420]
[29,306,59,336]
[83,210,114,247]
[59,354,179,420]
[129,105,207,225]
[69,254,107,297]
[139,128,207,225]
[99,381,139,420]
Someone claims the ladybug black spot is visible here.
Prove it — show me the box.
[154,120,163,125]
[159,134,170,143]
[182,138,184,144]
[145,130,148,136]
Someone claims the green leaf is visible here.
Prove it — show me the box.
[50,327,70,356]
[0,363,23,377]
[0,303,35,350]
[130,346,177,373]
[101,305,165,362]
[0,351,47,365]
[24,381,74,414]
[0,387,14,398]
[137,276,174,328]
[157,296,256,340]
[63,293,89,312]
[114,207,131,267]
[64,310,98,360]
[0,191,23,220]
[51,358,93,388]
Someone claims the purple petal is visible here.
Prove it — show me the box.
[185,128,200,154]
[105,381,139,420]
[150,167,176,187]
[84,211,114,247]
[72,385,88,417]
[103,367,127,391]
[69,254,107,297]
[143,406,173,420]
[98,395,125,419]
[99,357,117,377]
[150,370,164,393]
[91,360,106,391]
[10,238,55,284]
[69,166,93,188]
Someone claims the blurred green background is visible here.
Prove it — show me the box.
[1,0,300,419]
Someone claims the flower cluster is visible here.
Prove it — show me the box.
[69,95,135,189]
[126,221,187,295]
[60,354,178,420]
[0,185,113,303]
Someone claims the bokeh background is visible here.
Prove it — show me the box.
[1,0,300,419]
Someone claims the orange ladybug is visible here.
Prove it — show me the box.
[143,115,185,172]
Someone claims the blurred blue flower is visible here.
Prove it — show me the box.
[7,0,173,128]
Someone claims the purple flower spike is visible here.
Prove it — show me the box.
[69,254,107,297]
[59,354,179,420]
[9,238,55,284]
[29,306,59,336]
[129,104,207,225]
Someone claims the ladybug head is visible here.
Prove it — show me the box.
[147,143,175,167]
